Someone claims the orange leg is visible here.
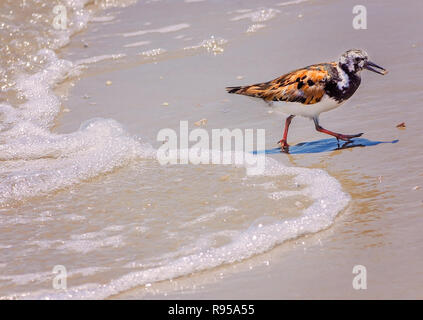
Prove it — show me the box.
[278,115,295,149]
[313,118,363,141]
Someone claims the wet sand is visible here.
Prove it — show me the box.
[1,0,422,299]
[56,0,423,299]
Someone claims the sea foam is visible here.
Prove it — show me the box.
[0,2,146,205]
[9,151,350,299]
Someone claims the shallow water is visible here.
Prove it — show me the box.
[1,0,422,299]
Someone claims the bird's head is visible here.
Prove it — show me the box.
[339,49,388,75]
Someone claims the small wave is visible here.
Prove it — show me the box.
[123,23,191,37]
[91,15,116,22]
[9,150,350,299]
[277,0,310,7]
[0,47,148,205]
[246,24,266,33]
[76,54,126,65]
[140,48,167,57]
[124,40,151,48]
[0,1,147,206]
[231,8,280,23]
[184,36,228,55]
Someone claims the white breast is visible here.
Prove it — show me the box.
[270,95,343,119]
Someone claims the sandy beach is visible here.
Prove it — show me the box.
[0,0,422,299]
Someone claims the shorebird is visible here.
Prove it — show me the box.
[226,49,387,151]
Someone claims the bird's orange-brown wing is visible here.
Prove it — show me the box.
[226,64,332,105]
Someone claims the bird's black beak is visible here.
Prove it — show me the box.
[365,61,388,75]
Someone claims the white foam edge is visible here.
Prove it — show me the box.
[0,0,151,204]
[0,48,153,205]
[9,149,350,299]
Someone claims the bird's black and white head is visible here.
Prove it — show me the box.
[339,49,387,75]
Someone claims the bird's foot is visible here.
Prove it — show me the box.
[336,133,363,141]
[277,139,290,152]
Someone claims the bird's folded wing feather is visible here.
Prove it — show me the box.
[226,64,332,105]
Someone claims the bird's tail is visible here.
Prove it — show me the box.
[225,86,243,94]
